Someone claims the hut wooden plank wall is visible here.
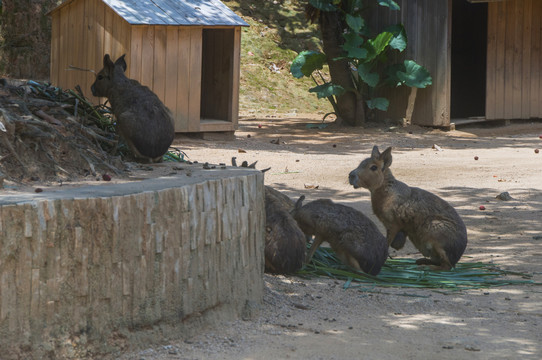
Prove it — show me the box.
[368,0,451,127]
[49,0,248,133]
[486,0,542,120]
[368,0,542,128]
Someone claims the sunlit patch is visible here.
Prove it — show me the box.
[386,314,467,330]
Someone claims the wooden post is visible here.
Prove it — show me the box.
[404,87,418,126]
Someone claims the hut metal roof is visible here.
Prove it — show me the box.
[49,0,249,27]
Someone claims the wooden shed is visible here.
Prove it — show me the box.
[369,0,542,128]
[49,0,248,133]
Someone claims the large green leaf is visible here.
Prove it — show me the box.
[346,14,365,32]
[309,0,337,11]
[343,32,368,59]
[383,63,405,87]
[309,83,345,99]
[386,24,407,52]
[366,97,389,111]
[364,31,393,62]
[290,51,327,78]
[370,31,393,55]
[357,63,380,87]
[377,0,400,10]
[396,60,432,88]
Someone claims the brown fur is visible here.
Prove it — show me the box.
[291,196,388,275]
[264,186,306,274]
[91,54,175,162]
[348,146,468,270]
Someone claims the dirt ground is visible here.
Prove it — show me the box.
[110,117,542,360]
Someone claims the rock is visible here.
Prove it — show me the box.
[496,192,512,201]
[241,300,262,321]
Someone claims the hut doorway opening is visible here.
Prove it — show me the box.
[451,0,488,119]
[201,28,236,126]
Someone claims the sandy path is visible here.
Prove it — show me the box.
[116,118,542,360]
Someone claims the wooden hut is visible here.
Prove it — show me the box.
[369,0,542,128]
[48,0,248,133]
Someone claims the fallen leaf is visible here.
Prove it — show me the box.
[304,184,319,189]
[238,148,247,153]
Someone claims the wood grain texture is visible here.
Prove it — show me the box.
[487,0,542,119]
[49,0,244,133]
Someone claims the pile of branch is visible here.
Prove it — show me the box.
[0,79,127,185]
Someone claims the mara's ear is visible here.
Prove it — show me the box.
[115,54,127,72]
[380,147,393,169]
[103,54,114,69]
[294,195,305,210]
[371,145,381,159]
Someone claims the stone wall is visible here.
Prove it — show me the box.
[0,169,265,358]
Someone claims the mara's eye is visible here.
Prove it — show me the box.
[370,165,378,171]
[97,74,104,80]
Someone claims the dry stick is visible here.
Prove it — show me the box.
[0,153,12,162]
[68,139,124,176]
[56,108,113,138]
[19,125,55,140]
[79,152,97,176]
[16,114,58,132]
[23,98,60,108]
[67,89,108,124]
[67,65,96,75]
[34,109,63,126]
[36,139,71,177]
[76,145,124,176]
[0,109,28,172]
[61,114,117,146]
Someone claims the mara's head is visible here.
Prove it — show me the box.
[348,146,392,191]
[90,54,127,97]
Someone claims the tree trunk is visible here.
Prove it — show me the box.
[319,11,365,126]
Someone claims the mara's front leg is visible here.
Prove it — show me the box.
[390,231,406,250]
[385,225,403,248]
[305,236,325,265]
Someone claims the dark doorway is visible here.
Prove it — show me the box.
[201,29,235,122]
[451,0,488,119]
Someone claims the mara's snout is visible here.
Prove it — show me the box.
[90,84,97,97]
[348,170,360,188]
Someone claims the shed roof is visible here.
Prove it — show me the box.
[49,0,249,27]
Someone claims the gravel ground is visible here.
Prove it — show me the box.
[113,118,542,360]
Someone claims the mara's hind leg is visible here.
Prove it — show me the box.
[334,248,362,272]
[415,245,453,271]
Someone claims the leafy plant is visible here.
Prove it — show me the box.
[291,0,432,122]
